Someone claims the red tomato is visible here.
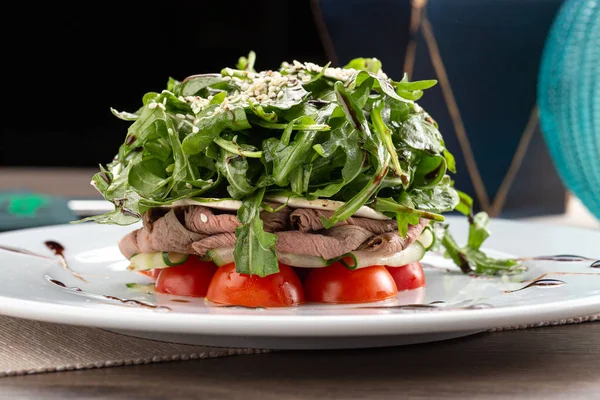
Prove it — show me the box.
[292,267,310,282]
[155,257,217,297]
[206,263,305,307]
[138,269,161,280]
[386,262,426,291]
[304,263,398,304]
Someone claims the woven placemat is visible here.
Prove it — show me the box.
[1,314,598,378]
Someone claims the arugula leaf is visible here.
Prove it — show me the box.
[236,50,257,72]
[233,187,278,277]
[181,105,250,155]
[438,205,521,275]
[454,190,474,216]
[216,148,256,199]
[397,114,445,154]
[321,82,390,227]
[371,101,404,179]
[409,182,460,214]
[468,212,491,250]
[181,74,224,96]
[110,107,139,121]
[263,107,335,187]
[373,197,445,222]
[344,57,382,73]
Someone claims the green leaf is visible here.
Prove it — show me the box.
[373,197,445,222]
[248,99,278,121]
[110,107,139,121]
[413,154,447,189]
[344,57,383,74]
[463,248,520,275]
[396,212,420,237]
[167,77,182,96]
[181,74,224,96]
[128,161,170,199]
[467,212,491,250]
[394,79,437,91]
[233,187,279,277]
[310,123,365,198]
[397,114,445,154]
[454,190,474,216]
[371,101,404,179]
[216,148,256,199]
[181,105,250,155]
[263,106,335,187]
[438,220,522,276]
[444,149,457,173]
[236,50,257,72]
[409,176,460,214]
[440,228,472,273]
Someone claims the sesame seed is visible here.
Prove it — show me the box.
[193,118,199,124]
[224,67,234,76]
[162,97,167,105]
[186,114,195,121]
[167,128,174,134]
[186,183,193,189]
[192,126,199,133]
[177,121,184,129]
[200,213,208,223]
[277,91,284,99]
[148,101,158,109]
[222,76,232,81]
[207,95,214,101]
[157,103,166,110]
[176,113,186,119]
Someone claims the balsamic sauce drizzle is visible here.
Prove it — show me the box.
[45,275,170,311]
[0,244,56,261]
[504,278,566,293]
[44,241,87,282]
[518,254,600,268]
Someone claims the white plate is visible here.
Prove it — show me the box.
[0,217,598,349]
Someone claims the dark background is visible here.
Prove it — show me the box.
[3,0,568,217]
[2,1,327,167]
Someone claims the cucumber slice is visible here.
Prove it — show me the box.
[206,247,328,268]
[162,252,189,266]
[277,252,328,268]
[339,241,426,270]
[207,248,234,267]
[416,227,435,251]
[128,252,189,271]
[125,283,156,293]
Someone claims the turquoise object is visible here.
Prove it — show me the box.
[538,0,600,219]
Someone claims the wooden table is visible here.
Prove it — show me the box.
[1,323,599,399]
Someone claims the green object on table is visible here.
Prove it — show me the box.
[0,192,76,231]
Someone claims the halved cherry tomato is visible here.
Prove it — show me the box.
[386,262,426,291]
[206,263,305,307]
[155,257,217,297]
[304,262,398,304]
[138,269,161,280]
[292,267,310,282]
